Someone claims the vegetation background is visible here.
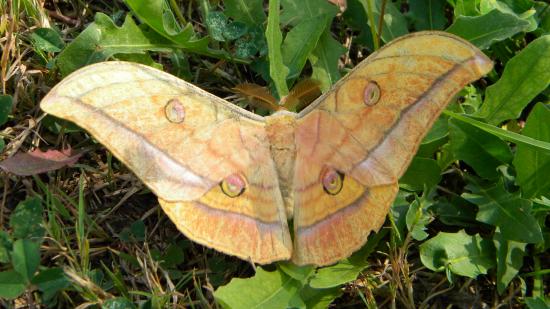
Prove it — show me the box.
[0,0,549,307]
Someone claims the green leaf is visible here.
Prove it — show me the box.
[125,0,210,52]
[31,28,65,52]
[282,16,330,80]
[408,0,447,30]
[300,286,342,309]
[463,180,543,243]
[0,94,13,126]
[31,267,71,298]
[309,258,368,289]
[405,197,432,241]
[419,230,495,278]
[418,117,449,157]
[206,11,229,41]
[450,0,480,16]
[280,0,337,26]
[477,35,550,124]
[225,0,266,26]
[12,239,41,282]
[278,262,315,282]
[56,13,173,76]
[448,118,513,179]
[0,270,26,299]
[494,229,526,294]
[102,297,137,309]
[214,267,301,309]
[400,157,441,191]
[356,0,409,43]
[308,29,346,92]
[525,297,550,309]
[432,196,478,227]
[513,104,550,198]
[9,196,45,240]
[0,231,12,263]
[266,0,290,97]
[444,110,550,152]
[447,9,531,49]
[225,21,248,41]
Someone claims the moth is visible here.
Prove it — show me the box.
[41,32,492,266]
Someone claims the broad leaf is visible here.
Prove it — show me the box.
[56,13,172,76]
[309,29,346,92]
[0,94,13,126]
[125,0,211,53]
[405,197,432,241]
[9,197,45,240]
[214,268,301,309]
[0,271,26,299]
[300,286,342,309]
[513,104,550,198]
[400,157,441,191]
[282,16,330,80]
[356,0,409,43]
[477,35,550,124]
[225,0,266,26]
[31,28,65,52]
[32,267,71,299]
[12,239,41,282]
[449,118,512,179]
[408,0,446,30]
[494,229,526,294]
[463,180,543,243]
[449,0,480,16]
[420,230,495,278]
[280,0,337,26]
[309,258,368,289]
[447,9,531,49]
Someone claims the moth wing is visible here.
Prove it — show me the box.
[292,32,493,265]
[41,61,292,263]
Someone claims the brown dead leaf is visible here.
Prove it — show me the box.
[0,148,83,176]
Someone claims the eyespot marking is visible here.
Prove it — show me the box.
[363,81,380,106]
[165,98,186,123]
[220,174,246,198]
[321,168,344,195]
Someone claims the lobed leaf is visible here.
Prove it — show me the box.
[214,267,301,309]
[449,118,512,179]
[420,230,495,278]
[463,180,543,243]
[56,13,173,76]
[476,35,550,124]
[447,9,531,49]
[308,29,346,92]
[494,229,526,294]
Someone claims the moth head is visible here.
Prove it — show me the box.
[321,167,344,195]
[220,173,247,198]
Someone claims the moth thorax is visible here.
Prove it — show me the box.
[265,113,298,219]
